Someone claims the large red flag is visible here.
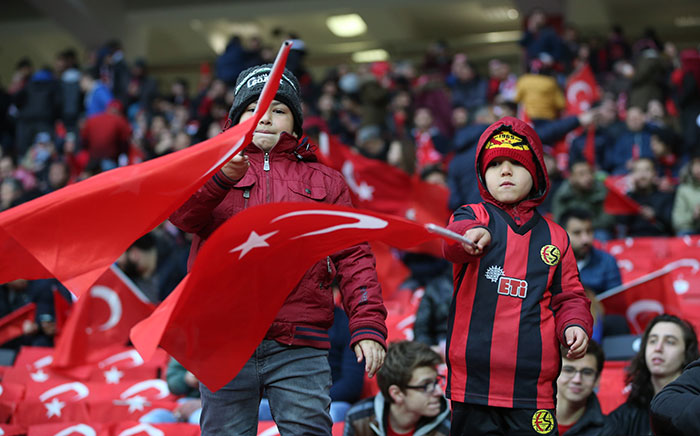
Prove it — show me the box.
[52,265,155,371]
[317,132,451,225]
[598,259,689,334]
[566,64,600,115]
[26,423,110,436]
[0,41,292,298]
[0,303,36,345]
[603,176,642,215]
[131,202,451,391]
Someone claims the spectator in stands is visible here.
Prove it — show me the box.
[605,106,654,175]
[601,314,699,436]
[80,99,131,169]
[619,157,675,237]
[80,68,113,118]
[515,54,566,122]
[672,154,700,235]
[628,44,667,111]
[55,49,82,138]
[519,9,565,68]
[538,149,562,216]
[13,66,59,158]
[216,36,246,86]
[343,340,450,436]
[552,160,615,240]
[556,340,606,436]
[448,55,487,112]
[650,128,684,183]
[671,48,700,158]
[412,107,449,174]
[126,58,158,115]
[569,96,624,168]
[560,208,621,296]
[650,356,700,436]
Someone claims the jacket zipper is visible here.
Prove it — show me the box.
[264,152,271,203]
[243,188,250,209]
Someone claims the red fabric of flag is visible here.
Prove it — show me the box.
[0,42,292,298]
[131,202,449,391]
[583,125,596,167]
[26,423,110,436]
[600,271,682,334]
[603,177,642,215]
[0,303,36,345]
[52,265,155,371]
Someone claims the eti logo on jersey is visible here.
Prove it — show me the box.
[485,265,529,299]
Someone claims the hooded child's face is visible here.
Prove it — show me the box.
[484,157,533,204]
[239,100,296,152]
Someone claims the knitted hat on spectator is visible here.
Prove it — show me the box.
[479,125,539,191]
[227,64,303,137]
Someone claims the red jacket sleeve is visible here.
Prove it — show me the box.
[551,237,593,345]
[442,205,491,264]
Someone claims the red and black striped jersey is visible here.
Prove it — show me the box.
[443,202,592,410]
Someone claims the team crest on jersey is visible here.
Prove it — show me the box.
[540,245,561,266]
[531,409,555,434]
[485,265,528,299]
[485,129,530,151]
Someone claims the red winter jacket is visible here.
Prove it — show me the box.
[170,133,387,350]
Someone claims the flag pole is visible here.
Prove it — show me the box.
[425,223,476,248]
[598,258,700,300]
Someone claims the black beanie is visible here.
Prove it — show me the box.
[227,64,303,137]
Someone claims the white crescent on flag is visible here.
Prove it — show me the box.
[120,379,170,400]
[116,424,164,436]
[98,349,144,369]
[55,424,97,436]
[271,209,388,239]
[626,299,664,334]
[39,382,89,402]
[89,285,123,332]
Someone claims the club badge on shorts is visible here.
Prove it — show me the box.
[531,409,555,434]
[540,245,561,266]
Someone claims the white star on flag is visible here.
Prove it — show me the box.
[114,395,150,413]
[104,366,124,384]
[356,182,375,201]
[44,397,65,418]
[229,230,278,259]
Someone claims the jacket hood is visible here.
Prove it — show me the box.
[244,132,317,162]
[475,116,549,210]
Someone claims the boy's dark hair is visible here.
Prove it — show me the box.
[626,314,699,408]
[377,340,442,403]
[559,207,593,229]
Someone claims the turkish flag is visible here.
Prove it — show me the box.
[566,64,600,115]
[131,202,449,391]
[603,177,642,215]
[110,422,201,436]
[89,399,178,423]
[52,265,155,371]
[0,42,292,298]
[370,241,410,301]
[599,269,682,334]
[317,132,450,256]
[0,303,36,345]
[26,423,110,436]
[317,133,451,226]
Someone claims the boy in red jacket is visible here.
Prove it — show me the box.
[442,117,592,435]
[170,65,387,435]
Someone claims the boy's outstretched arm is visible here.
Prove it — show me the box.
[443,205,491,263]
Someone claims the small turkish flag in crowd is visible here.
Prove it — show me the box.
[110,422,201,436]
[52,265,155,371]
[26,423,111,436]
[0,303,36,345]
[603,177,642,215]
[566,64,600,115]
[132,202,450,391]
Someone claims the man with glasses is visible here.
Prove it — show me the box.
[556,340,606,435]
[344,340,450,436]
